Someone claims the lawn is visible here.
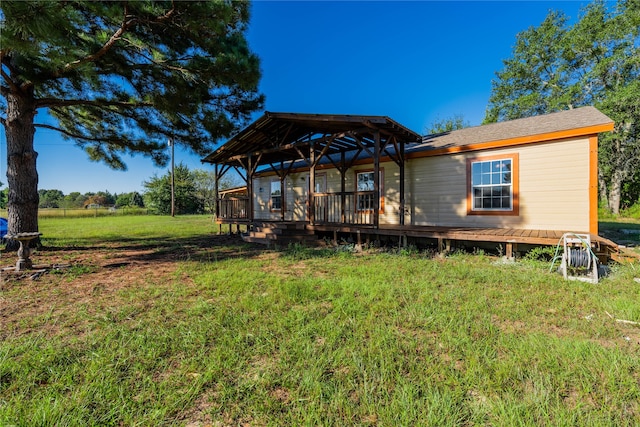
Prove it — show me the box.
[1,215,639,426]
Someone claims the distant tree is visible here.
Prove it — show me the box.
[621,168,640,210]
[1,1,263,242]
[94,190,115,206]
[115,193,131,208]
[0,182,5,209]
[115,191,144,208]
[426,114,470,134]
[143,163,202,215]
[192,168,240,214]
[60,192,83,209]
[131,192,144,208]
[484,0,640,214]
[84,194,108,208]
[38,189,64,208]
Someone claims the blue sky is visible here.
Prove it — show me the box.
[1,0,589,195]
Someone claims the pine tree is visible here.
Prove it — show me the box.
[0,1,263,242]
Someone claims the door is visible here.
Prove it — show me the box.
[292,173,326,222]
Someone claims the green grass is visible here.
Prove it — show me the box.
[1,216,639,426]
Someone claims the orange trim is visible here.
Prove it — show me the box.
[466,153,519,216]
[254,125,613,178]
[407,123,614,160]
[355,168,385,213]
[589,136,598,234]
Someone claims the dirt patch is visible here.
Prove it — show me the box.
[0,234,265,340]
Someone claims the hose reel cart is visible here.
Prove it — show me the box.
[559,233,599,284]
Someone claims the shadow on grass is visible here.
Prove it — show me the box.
[31,233,290,267]
[599,220,640,248]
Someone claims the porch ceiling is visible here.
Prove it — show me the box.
[202,112,421,167]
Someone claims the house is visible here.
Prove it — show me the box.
[202,107,616,257]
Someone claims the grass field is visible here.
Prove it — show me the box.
[1,215,639,426]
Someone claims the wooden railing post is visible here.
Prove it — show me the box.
[309,141,316,225]
[373,131,380,229]
[399,139,405,226]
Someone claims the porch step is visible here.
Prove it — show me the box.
[253,221,307,230]
[242,221,319,246]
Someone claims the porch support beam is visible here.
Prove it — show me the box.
[214,164,220,219]
[311,133,340,168]
[309,140,316,225]
[351,134,375,158]
[280,172,286,221]
[399,138,406,226]
[247,155,254,224]
[340,151,346,224]
[213,163,233,219]
[373,130,380,229]
[221,131,344,165]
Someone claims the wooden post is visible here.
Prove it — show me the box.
[340,151,346,224]
[399,139,405,226]
[247,155,254,225]
[438,238,452,254]
[214,164,220,219]
[309,141,316,225]
[280,175,286,222]
[506,242,517,260]
[373,131,380,229]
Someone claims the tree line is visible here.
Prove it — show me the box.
[484,0,639,214]
[0,165,239,215]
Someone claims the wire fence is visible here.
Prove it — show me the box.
[0,207,150,219]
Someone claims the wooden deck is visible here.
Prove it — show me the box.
[309,223,617,256]
[219,218,619,259]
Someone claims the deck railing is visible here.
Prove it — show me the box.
[313,192,375,225]
[216,193,376,225]
[217,197,249,220]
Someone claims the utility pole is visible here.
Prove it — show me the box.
[168,137,175,217]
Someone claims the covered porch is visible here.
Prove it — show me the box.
[202,111,619,260]
[203,112,421,228]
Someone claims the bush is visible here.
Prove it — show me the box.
[620,202,640,219]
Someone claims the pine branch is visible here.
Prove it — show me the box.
[0,59,20,94]
[54,3,177,78]
[57,19,137,77]
[33,123,109,143]
[35,98,152,109]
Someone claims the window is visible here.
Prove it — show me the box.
[356,170,384,212]
[467,154,518,215]
[270,180,281,210]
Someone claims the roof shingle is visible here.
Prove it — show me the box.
[413,106,613,153]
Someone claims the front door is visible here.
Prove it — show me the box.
[292,174,326,222]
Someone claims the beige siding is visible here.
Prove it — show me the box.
[251,136,591,232]
[408,137,591,231]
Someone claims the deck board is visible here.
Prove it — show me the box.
[217,218,617,255]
